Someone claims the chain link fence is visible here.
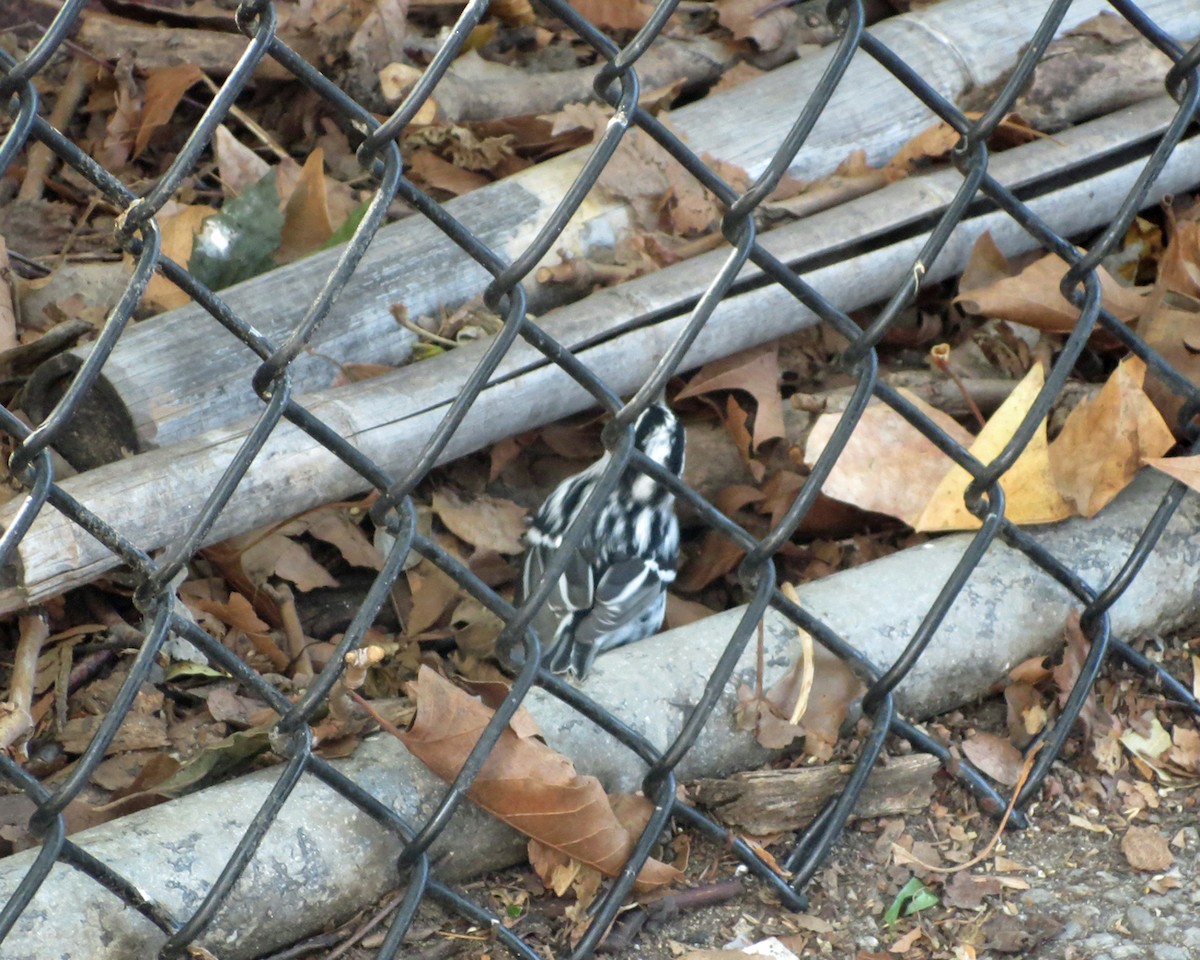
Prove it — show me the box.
[1,0,1199,956]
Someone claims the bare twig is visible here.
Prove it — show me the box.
[324,887,410,960]
[18,57,91,202]
[599,879,744,953]
[199,72,291,160]
[929,343,987,430]
[266,583,314,681]
[0,613,49,756]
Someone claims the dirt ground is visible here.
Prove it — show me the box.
[302,651,1200,960]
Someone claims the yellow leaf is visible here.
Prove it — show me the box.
[1048,356,1175,516]
[916,363,1072,531]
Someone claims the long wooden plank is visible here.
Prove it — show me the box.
[28,0,1198,458]
[1,98,1196,611]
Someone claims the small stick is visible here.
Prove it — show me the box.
[929,343,986,430]
[266,583,314,681]
[200,73,291,161]
[350,689,407,738]
[754,617,765,703]
[0,238,17,354]
[324,888,410,960]
[18,57,91,202]
[393,306,459,348]
[0,612,50,756]
[599,879,744,952]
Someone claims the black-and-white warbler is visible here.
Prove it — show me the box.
[520,402,685,679]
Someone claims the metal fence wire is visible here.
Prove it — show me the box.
[1,0,1200,956]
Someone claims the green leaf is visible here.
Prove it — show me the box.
[189,171,284,290]
[322,198,372,250]
[152,726,273,798]
[904,883,939,916]
[883,876,938,926]
[411,342,446,361]
[163,661,228,681]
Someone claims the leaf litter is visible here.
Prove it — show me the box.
[6,9,1200,957]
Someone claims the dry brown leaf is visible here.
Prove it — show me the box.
[61,709,169,756]
[958,231,1014,293]
[1160,206,1200,299]
[347,0,409,82]
[715,0,791,50]
[676,343,784,450]
[804,390,973,527]
[399,666,682,890]
[1003,681,1047,748]
[960,732,1025,787]
[142,201,218,311]
[303,510,383,570]
[956,251,1149,333]
[916,362,1072,532]
[1121,825,1173,872]
[489,0,535,25]
[97,62,141,171]
[134,64,204,158]
[890,926,924,954]
[567,0,656,31]
[1137,301,1200,433]
[885,121,961,178]
[192,591,269,636]
[664,593,715,629]
[1051,611,1102,741]
[527,839,583,896]
[406,560,461,635]
[676,530,745,592]
[278,148,334,263]
[256,533,339,592]
[758,470,803,529]
[408,149,490,196]
[942,870,1003,910]
[1048,355,1175,516]
[721,395,760,481]
[450,596,503,657]
[743,621,862,759]
[431,489,527,555]
[1145,454,1200,492]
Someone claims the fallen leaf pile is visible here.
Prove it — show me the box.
[803,214,1200,531]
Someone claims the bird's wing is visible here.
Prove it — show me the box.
[563,557,668,677]
[520,536,595,668]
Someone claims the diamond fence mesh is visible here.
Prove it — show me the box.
[1,0,1199,956]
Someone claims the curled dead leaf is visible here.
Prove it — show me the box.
[955,248,1149,333]
[398,666,682,890]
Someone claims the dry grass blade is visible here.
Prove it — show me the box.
[782,583,815,726]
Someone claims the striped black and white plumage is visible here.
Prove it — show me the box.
[520,402,685,680]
